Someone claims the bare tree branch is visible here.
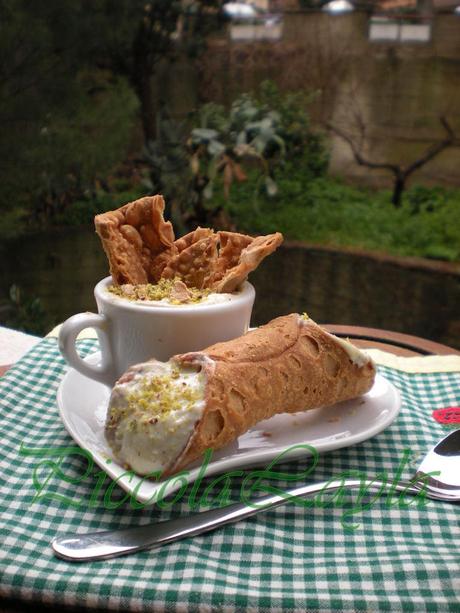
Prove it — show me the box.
[440,115,455,140]
[326,122,400,174]
[401,116,457,179]
[326,115,459,206]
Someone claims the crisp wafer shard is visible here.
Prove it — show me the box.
[161,234,219,289]
[95,194,283,289]
[174,227,214,253]
[150,227,214,282]
[105,314,376,476]
[211,231,253,283]
[94,195,174,285]
[210,232,283,292]
[169,279,193,303]
[157,230,283,291]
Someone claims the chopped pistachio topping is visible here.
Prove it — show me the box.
[121,370,201,424]
[108,278,211,304]
[105,361,206,475]
[301,312,310,320]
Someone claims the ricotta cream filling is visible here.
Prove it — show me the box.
[299,313,372,367]
[130,292,234,307]
[330,334,372,367]
[106,361,205,475]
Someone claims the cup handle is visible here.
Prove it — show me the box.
[58,313,115,387]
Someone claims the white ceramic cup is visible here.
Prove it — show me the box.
[58,276,255,387]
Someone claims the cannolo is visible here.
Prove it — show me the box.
[105,314,376,476]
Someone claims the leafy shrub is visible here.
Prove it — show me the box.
[0,65,138,222]
[189,82,328,205]
[406,185,450,214]
[189,94,285,206]
[256,80,329,176]
[141,82,328,229]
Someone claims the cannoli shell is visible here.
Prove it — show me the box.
[212,231,253,282]
[210,232,283,292]
[160,234,219,289]
[150,227,214,281]
[95,190,283,289]
[94,195,174,284]
[169,314,376,474]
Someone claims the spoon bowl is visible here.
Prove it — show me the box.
[413,428,460,499]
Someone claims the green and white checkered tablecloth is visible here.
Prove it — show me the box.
[1,338,459,612]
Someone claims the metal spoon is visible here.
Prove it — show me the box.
[52,429,460,561]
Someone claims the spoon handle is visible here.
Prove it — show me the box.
[52,478,422,562]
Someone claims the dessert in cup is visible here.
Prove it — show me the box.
[58,195,282,385]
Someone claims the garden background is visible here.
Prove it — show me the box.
[1,0,459,347]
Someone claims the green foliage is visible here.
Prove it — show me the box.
[0,208,31,241]
[178,82,329,225]
[143,114,191,227]
[140,83,326,230]
[2,285,50,336]
[32,72,138,214]
[53,187,149,227]
[0,1,139,221]
[213,158,460,261]
[256,81,329,174]
[85,0,221,77]
[190,93,286,202]
[83,0,223,145]
[406,185,450,214]
[0,0,223,231]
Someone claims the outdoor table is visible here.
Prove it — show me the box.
[1,325,458,375]
[0,324,459,612]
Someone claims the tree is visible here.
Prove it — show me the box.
[0,1,223,221]
[0,0,138,219]
[86,1,223,143]
[327,116,460,207]
[86,1,181,143]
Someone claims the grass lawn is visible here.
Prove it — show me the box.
[217,163,460,262]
